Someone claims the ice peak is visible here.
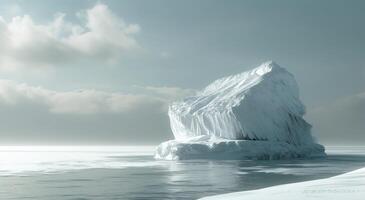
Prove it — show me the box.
[252,60,282,76]
[263,60,278,67]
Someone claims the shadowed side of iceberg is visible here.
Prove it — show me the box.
[154,137,325,160]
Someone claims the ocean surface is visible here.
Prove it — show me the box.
[0,146,365,200]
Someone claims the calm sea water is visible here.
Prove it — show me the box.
[0,146,365,200]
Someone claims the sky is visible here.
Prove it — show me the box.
[0,0,363,145]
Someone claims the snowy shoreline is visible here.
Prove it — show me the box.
[199,166,365,200]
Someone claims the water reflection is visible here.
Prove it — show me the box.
[158,147,365,199]
[0,146,364,200]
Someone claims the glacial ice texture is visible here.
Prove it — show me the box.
[156,61,325,160]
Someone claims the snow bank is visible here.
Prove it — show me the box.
[199,167,365,200]
[155,61,325,160]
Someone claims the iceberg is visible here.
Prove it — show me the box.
[155,61,325,160]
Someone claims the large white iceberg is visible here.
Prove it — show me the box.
[155,61,325,160]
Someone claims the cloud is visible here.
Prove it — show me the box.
[0,79,194,144]
[0,3,140,70]
[306,92,365,145]
[0,80,192,115]
[135,85,196,101]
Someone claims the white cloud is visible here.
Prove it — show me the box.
[0,80,193,115]
[0,3,140,70]
[0,80,194,144]
[139,86,196,101]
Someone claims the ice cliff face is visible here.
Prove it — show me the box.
[155,61,325,160]
[169,61,313,145]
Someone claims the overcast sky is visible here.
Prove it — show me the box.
[0,0,363,145]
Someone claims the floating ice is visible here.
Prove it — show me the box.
[155,61,325,160]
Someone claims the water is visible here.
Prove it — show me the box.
[1,146,365,200]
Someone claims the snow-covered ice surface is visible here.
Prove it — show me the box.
[155,61,325,160]
[199,166,365,200]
